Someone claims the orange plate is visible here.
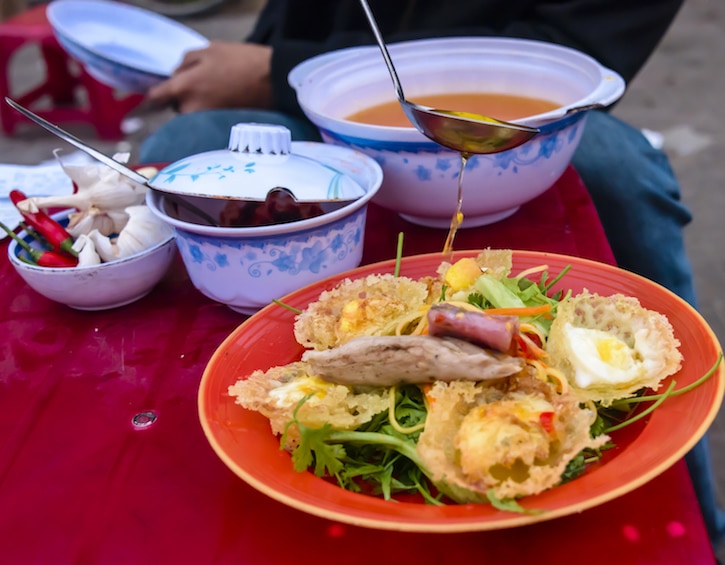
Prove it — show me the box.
[198,250,724,532]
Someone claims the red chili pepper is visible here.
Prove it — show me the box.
[539,411,555,434]
[9,189,78,257]
[514,333,547,360]
[0,220,78,268]
[33,250,79,268]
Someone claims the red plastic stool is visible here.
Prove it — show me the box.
[0,4,143,139]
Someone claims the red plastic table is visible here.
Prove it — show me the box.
[0,167,715,564]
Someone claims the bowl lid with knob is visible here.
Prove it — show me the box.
[146,123,367,203]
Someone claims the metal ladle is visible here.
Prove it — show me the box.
[358,0,540,155]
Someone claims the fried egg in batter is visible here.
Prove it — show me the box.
[546,291,682,405]
[416,374,606,501]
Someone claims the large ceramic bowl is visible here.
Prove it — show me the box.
[289,37,625,228]
[47,0,209,92]
[7,210,177,310]
[146,141,383,315]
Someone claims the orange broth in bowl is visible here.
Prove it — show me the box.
[346,92,559,126]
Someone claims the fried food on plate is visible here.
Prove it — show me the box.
[228,361,389,451]
[545,290,682,406]
[293,273,431,350]
[417,373,608,501]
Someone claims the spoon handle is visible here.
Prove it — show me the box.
[4,97,149,186]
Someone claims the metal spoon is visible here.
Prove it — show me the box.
[6,97,152,184]
[4,97,356,227]
[358,0,540,155]
[5,96,224,226]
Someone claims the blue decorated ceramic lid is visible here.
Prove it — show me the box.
[147,123,366,202]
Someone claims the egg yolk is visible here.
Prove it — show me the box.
[268,376,330,407]
[595,334,634,368]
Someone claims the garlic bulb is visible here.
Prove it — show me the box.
[115,205,173,255]
[84,206,172,262]
[84,230,117,263]
[67,205,130,238]
[15,153,148,214]
[71,233,102,267]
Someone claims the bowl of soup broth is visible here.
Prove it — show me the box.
[289,37,625,228]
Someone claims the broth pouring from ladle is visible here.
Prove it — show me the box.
[357,0,541,257]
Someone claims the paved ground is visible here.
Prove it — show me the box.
[3,0,725,556]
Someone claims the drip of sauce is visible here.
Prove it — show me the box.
[442,152,470,260]
[346,93,556,261]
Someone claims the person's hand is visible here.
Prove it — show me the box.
[147,41,273,114]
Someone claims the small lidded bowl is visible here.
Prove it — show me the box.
[145,123,383,315]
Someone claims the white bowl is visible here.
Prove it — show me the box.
[289,37,625,228]
[8,210,177,310]
[47,0,209,92]
[146,141,383,315]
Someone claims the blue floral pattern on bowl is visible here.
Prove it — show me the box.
[317,114,588,229]
[173,206,367,314]
[321,114,584,173]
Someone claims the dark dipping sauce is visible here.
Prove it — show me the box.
[163,189,334,228]
[219,190,325,227]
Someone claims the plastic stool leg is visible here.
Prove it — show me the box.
[0,37,23,135]
[40,39,77,105]
[0,4,143,140]
[82,70,142,140]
